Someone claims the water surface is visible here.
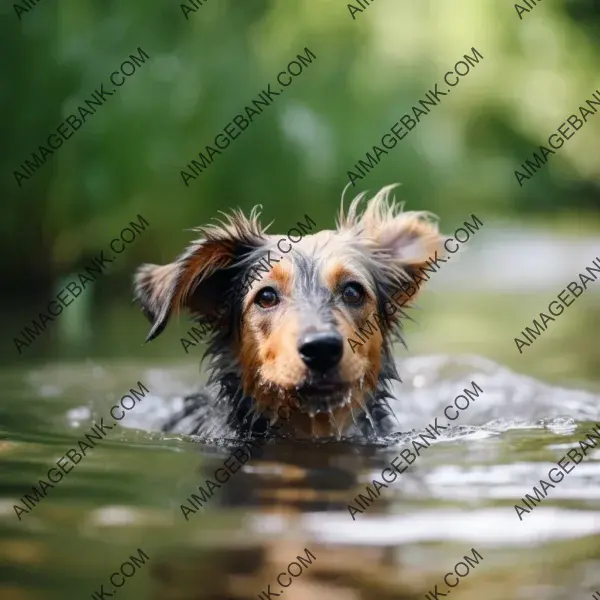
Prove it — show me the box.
[2,353,600,600]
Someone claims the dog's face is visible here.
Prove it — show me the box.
[134,186,446,437]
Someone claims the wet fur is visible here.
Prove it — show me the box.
[133,185,446,440]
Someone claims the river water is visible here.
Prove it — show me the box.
[2,352,600,600]
[2,229,600,600]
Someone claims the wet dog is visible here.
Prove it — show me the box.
[133,185,446,439]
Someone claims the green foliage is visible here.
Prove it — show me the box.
[2,0,599,290]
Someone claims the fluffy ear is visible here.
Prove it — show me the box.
[133,208,267,343]
[339,184,446,292]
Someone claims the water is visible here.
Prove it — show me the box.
[2,353,600,600]
[2,228,599,599]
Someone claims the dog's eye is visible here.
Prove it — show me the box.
[341,282,365,305]
[255,287,279,309]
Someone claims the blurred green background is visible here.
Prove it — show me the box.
[2,0,599,385]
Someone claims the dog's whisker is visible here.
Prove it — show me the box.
[269,404,280,426]
[329,411,342,441]
[355,395,377,434]
[348,401,359,431]
[249,411,261,430]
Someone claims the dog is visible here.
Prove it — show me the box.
[133,185,446,440]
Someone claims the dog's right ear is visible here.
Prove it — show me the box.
[133,208,267,343]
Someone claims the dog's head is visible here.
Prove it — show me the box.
[134,185,446,437]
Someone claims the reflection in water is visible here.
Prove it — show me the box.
[149,437,432,599]
[149,543,424,600]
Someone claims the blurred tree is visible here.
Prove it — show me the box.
[1,0,599,299]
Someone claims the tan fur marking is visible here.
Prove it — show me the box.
[323,262,351,291]
[269,262,292,294]
[256,312,304,392]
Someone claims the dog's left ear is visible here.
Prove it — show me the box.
[340,184,446,288]
[133,208,267,342]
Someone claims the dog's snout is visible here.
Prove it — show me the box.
[298,332,343,372]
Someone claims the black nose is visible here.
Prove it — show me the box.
[298,332,343,372]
